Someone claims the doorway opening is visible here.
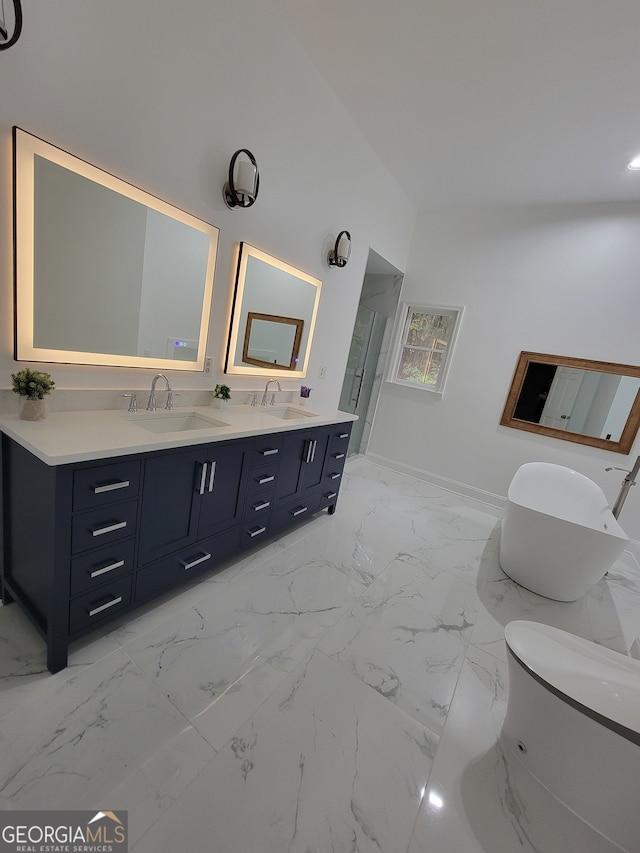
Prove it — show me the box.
[339,249,403,457]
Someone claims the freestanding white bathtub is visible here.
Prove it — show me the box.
[499,462,629,601]
[502,620,640,852]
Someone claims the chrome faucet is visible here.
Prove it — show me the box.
[605,454,640,519]
[261,378,281,405]
[147,373,173,411]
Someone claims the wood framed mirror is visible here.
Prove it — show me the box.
[500,351,640,454]
[242,312,303,370]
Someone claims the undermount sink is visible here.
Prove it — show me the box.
[264,406,316,420]
[127,411,229,434]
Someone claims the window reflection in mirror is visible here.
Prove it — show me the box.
[13,127,219,371]
[500,351,640,453]
[225,243,321,378]
[242,312,303,370]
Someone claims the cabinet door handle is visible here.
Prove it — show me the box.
[325,492,338,500]
[304,440,313,463]
[88,595,123,617]
[208,460,216,492]
[261,448,279,456]
[249,525,266,537]
[329,472,341,480]
[94,480,130,494]
[257,475,275,485]
[252,501,270,511]
[180,552,211,571]
[292,506,308,516]
[92,520,127,537]
[333,453,345,460]
[90,559,125,578]
[198,462,208,495]
[338,433,349,439]
[310,440,317,463]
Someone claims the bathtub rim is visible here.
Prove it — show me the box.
[505,620,640,747]
[506,461,628,540]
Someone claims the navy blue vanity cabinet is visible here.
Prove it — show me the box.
[137,438,251,568]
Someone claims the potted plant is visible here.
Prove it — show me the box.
[211,383,231,409]
[11,368,55,421]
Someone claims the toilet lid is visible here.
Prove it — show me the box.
[505,620,640,741]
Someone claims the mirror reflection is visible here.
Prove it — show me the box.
[501,351,640,453]
[14,127,219,371]
[225,243,321,378]
[242,312,303,370]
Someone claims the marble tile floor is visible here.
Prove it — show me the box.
[1,457,638,852]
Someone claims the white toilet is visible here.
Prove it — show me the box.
[501,620,640,852]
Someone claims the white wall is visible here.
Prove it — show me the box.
[369,203,640,539]
[0,0,415,402]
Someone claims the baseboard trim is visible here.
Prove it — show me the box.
[363,452,507,510]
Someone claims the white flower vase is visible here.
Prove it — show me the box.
[20,398,47,421]
[212,398,228,410]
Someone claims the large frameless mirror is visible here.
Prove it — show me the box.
[500,351,640,453]
[13,127,219,371]
[225,243,321,378]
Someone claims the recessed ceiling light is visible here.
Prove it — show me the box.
[626,155,640,171]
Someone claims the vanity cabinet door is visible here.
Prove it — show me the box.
[274,427,331,507]
[197,440,250,539]
[138,446,203,565]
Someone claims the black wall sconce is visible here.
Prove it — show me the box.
[223,149,259,209]
[327,230,352,268]
[0,0,23,51]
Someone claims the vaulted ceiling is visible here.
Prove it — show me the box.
[272,0,640,210]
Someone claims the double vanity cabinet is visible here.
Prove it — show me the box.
[0,407,354,673]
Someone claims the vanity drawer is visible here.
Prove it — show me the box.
[246,462,279,494]
[270,491,322,532]
[240,520,272,547]
[70,538,135,596]
[329,426,352,448]
[134,527,240,601]
[245,492,274,519]
[71,500,139,555]
[252,435,284,466]
[73,460,141,510]
[69,575,132,635]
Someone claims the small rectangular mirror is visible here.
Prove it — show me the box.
[500,351,640,453]
[13,127,219,371]
[225,243,321,378]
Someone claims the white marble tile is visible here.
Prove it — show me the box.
[470,575,595,663]
[124,556,363,727]
[132,651,438,853]
[319,561,479,732]
[0,649,194,811]
[585,550,640,655]
[407,645,621,853]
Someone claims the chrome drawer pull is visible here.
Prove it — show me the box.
[88,596,123,617]
[90,559,125,578]
[92,520,127,537]
[257,475,275,484]
[249,526,266,537]
[292,506,308,516]
[94,480,130,494]
[208,461,216,492]
[325,492,338,500]
[180,552,211,571]
[253,501,270,511]
[329,472,341,480]
[334,453,345,460]
[261,448,279,456]
[338,433,349,439]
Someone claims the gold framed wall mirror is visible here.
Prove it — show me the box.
[13,127,219,371]
[225,243,321,378]
[242,312,304,370]
[500,351,640,454]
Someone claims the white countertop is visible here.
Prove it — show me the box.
[0,404,357,466]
